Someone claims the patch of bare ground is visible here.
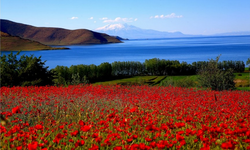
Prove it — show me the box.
[234,79,249,87]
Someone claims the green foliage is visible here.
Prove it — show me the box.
[53,58,245,86]
[198,55,235,91]
[236,87,250,91]
[160,77,196,88]
[97,62,112,79]
[0,51,53,87]
[71,73,89,85]
[247,58,250,66]
[71,73,81,85]
[112,61,145,76]
[52,63,111,86]
[160,77,175,86]
[144,58,196,75]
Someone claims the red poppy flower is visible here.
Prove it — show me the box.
[79,140,85,146]
[221,141,234,149]
[71,130,79,137]
[79,120,85,126]
[127,138,133,143]
[113,146,122,150]
[28,141,38,150]
[176,134,185,141]
[34,124,43,130]
[145,125,156,131]
[95,137,102,143]
[175,122,185,128]
[129,107,137,113]
[12,106,21,114]
[145,137,152,142]
[89,144,99,150]
[92,133,99,138]
[81,125,92,132]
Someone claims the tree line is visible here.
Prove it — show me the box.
[52,58,245,85]
[0,52,246,87]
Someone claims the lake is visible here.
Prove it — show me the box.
[1,35,250,69]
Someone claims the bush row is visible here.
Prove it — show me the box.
[0,52,246,87]
[52,58,245,85]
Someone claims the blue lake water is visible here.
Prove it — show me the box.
[1,35,250,69]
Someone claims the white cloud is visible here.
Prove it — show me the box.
[150,13,183,19]
[70,17,78,20]
[94,21,96,23]
[102,17,135,23]
[165,13,183,18]
[100,17,108,20]
[134,18,138,21]
[89,17,94,20]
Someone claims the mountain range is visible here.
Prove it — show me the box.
[1,31,68,51]
[213,31,250,36]
[96,23,250,39]
[0,19,121,46]
[95,24,187,39]
[1,19,249,51]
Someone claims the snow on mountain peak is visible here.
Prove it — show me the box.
[95,23,185,39]
[96,24,127,31]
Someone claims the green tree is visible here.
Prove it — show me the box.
[198,55,235,91]
[247,58,250,66]
[97,62,112,80]
[1,51,53,87]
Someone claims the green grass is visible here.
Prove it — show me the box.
[234,72,250,87]
[234,72,250,80]
[236,87,250,91]
[151,76,167,85]
[159,75,198,88]
[94,76,166,85]
[167,75,198,81]
[94,72,250,91]
[159,75,198,84]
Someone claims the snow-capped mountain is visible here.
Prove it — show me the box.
[96,24,138,31]
[95,23,186,39]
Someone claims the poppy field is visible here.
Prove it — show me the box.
[0,85,250,150]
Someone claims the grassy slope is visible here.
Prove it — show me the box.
[1,19,122,45]
[94,76,166,85]
[94,71,249,91]
[234,72,250,90]
[159,73,249,90]
[1,31,68,51]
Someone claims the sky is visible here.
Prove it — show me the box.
[1,0,250,35]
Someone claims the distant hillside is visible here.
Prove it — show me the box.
[96,23,187,39]
[112,36,129,40]
[1,19,122,45]
[213,31,250,36]
[1,31,68,51]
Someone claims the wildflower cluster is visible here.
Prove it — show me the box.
[0,85,250,149]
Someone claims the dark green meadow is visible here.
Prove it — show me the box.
[94,71,250,91]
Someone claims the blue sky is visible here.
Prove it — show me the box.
[1,0,250,35]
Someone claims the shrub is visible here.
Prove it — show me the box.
[198,55,235,91]
[0,51,53,87]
